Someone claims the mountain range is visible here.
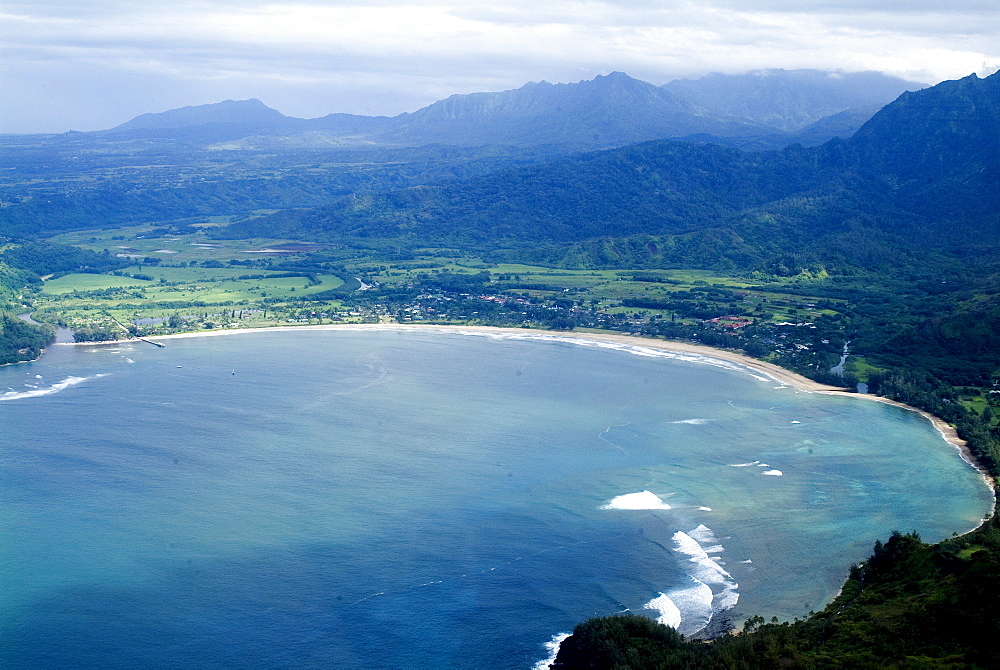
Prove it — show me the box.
[99,69,922,150]
[212,71,1000,276]
[2,67,1000,670]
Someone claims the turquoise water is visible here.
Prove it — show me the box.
[0,328,992,669]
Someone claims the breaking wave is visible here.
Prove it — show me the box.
[601,490,671,510]
[644,524,739,635]
[0,375,105,402]
[532,632,571,670]
[643,592,683,629]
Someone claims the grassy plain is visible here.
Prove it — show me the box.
[32,223,843,338]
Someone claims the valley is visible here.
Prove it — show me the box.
[2,67,1000,668]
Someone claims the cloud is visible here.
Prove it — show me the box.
[1,0,998,133]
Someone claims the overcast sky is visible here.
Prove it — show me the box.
[2,0,999,133]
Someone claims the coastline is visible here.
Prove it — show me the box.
[49,322,998,649]
[823,390,997,501]
[59,323,845,390]
[59,322,996,501]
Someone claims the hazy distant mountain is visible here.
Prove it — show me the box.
[112,99,287,131]
[370,72,772,146]
[217,71,999,271]
[663,69,924,132]
[790,106,884,147]
[98,70,917,150]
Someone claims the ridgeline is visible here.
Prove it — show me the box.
[2,70,999,667]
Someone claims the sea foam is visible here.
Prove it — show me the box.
[687,524,718,545]
[643,592,683,629]
[660,526,740,633]
[601,490,671,510]
[0,375,104,402]
[532,632,571,670]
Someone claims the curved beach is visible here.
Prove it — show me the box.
[28,321,995,661]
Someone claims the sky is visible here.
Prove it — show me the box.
[2,0,999,134]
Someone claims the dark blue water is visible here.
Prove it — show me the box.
[0,328,992,669]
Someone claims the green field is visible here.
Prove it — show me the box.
[49,224,332,264]
[28,226,848,346]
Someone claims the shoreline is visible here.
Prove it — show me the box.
[59,323,846,390]
[49,321,998,644]
[59,322,996,502]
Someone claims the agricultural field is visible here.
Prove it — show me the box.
[49,221,330,265]
[364,258,840,323]
[27,226,845,352]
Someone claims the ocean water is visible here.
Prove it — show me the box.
[0,328,992,669]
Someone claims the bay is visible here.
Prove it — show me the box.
[0,328,992,669]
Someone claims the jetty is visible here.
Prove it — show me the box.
[110,317,166,348]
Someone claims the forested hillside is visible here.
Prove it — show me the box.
[0,144,561,240]
[553,522,1000,668]
[2,70,999,665]
[209,71,1000,490]
[0,242,126,363]
[214,73,998,275]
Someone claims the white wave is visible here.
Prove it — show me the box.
[762,470,783,476]
[663,579,715,635]
[0,375,105,402]
[532,632,571,670]
[687,524,718,545]
[698,506,713,511]
[790,420,802,424]
[643,593,682,629]
[601,490,671,510]
[672,529,740,630]
[670,418,710,425]
[714,582,740,612]
[729,460,760,467]
[673,532,730,581]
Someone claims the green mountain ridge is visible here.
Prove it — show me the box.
[1,69,999,668]
[213,72,999,276]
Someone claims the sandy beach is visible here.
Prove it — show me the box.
[60,322,996,497]
[76,323,845,388]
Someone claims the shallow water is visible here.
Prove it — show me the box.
[0,329,992,669]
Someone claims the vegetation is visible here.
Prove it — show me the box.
[208,74,1000,282]
[0,312,53,365]
[1,69,999,666]
[553,523,1000,668]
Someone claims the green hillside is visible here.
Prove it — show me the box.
[2,71,999,667]
[212,73,999,277]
